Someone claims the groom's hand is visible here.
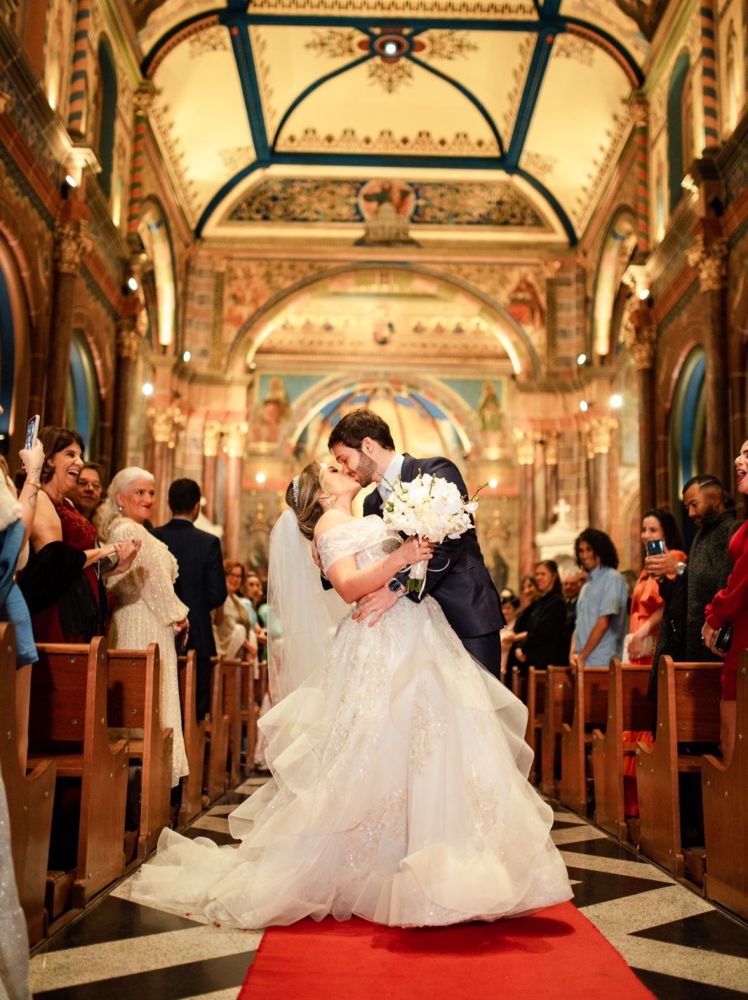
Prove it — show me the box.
[352,584,400,627]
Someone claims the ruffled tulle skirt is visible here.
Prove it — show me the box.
[129,596,571,927]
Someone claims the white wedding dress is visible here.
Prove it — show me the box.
[130,517,571,927]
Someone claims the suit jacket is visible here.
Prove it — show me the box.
[364,454,502,639]
[152,519,227,658]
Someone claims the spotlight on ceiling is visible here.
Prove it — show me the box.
[488,478,498,489]
[127,276,139,292]
[182,350,191,363]
[579,400,589,413]
[383,41,398,56]
[576,352,587,366]
[255,472,266,485]
[64,173,78,188]
[142,382,154,397]
[638,288,650,301]
[609,393,623,410]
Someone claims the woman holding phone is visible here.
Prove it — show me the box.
[626,509,685,664]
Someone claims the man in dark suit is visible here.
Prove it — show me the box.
[153,479,227,719]
[328,409,503,677]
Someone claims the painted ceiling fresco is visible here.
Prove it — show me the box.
[136,0,649,244]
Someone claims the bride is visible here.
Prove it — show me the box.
[130,462,571,927]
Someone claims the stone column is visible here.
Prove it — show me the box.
[202,420,222,521]
[623,300,657,516]
[542,433,559,529]
[687,229,730,487]
[514,430,537,579]
[126,83,156,236]
[147,404,185,526]
[45,206,91,426]
[223,421,248,560]
[111,300,140,473]
[587,417,617,535]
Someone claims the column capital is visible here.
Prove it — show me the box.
[223,420,248,459]
[687,234,728,292]
[542,432,560,466]
[203,419,223,458]
[513,428,539,466]
[147,404,185,449]
[54,220,91,275]
[623,300,657,370]
[116,323,139,361]
[587,416,617,456]
[629,92,648,127]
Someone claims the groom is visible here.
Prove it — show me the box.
[329,408,503,677]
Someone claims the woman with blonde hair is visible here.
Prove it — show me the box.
[97,467,189,786]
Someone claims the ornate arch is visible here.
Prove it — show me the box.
[226,262,541,381]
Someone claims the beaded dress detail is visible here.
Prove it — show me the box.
[106,518,189,786]
[130,516,570,925]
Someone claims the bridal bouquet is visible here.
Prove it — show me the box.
[382,472,480,596]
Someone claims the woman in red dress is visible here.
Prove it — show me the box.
[702,438,748,766]
[627,508,686,664]
[20,428,137,642]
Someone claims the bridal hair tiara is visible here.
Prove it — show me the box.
[291,475,300,507]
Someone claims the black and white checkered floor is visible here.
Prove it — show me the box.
[29,778,748,999]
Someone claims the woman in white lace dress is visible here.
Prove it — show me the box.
[130,461,570,926]
[97,468,189,786]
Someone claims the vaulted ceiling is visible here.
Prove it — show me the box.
[134,1,650,246]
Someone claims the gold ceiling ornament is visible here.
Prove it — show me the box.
[687,235,728,293]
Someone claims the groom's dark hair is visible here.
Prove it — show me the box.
[328,408,396,452]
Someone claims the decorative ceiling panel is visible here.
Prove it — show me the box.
[274,59,500,155]
[245,0,537,18]
[150,25,255,226]
[520,32,633,232]
[560,0,649,66]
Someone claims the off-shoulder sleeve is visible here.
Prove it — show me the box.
[316,522,364,574]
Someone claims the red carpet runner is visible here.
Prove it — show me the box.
[238,904,654,999]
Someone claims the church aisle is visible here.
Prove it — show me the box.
[28,782,748,1000]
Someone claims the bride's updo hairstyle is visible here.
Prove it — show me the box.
[287,462,323,540]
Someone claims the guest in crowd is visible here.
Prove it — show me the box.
[1,427,46,770]
[626,509,685,664]
[243,570,266,653]
[649,476,738,666]
[153,478,227,720]
[500,590,520,630]
[70,462,104,521]
[20,428,137,644]
[570,528,628,668]
[518,573,540,611]
[701,440,748,766]
[213,560,255,661]
[97,467,189,786]
[511,560,568,672]
[561,567,583,649]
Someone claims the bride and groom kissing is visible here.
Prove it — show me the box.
[129,406,570,929]
[327,408,505,678]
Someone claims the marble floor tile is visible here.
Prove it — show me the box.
[559,850,674,883]
[550,824,608,845]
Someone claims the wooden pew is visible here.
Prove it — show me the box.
[240,655,258,774]
[591,660,652,841]
[107,646,173,859]
[221,657,242,788]
[510,666,525,701]
[540,666,573,798]
[204,656,230,802]
[29,638,129,907]
[526,667,546,785]
[636,656,721,878]
[0,623,56,944]
[559,665,609,816]
[702,653,748,920]
[177,651,206,827]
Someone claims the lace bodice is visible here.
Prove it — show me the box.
[316,516,401,574]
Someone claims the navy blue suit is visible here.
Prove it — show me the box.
[365,454,504,677]
[153,519,227,718]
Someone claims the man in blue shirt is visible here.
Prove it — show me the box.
[570,529,628,668]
